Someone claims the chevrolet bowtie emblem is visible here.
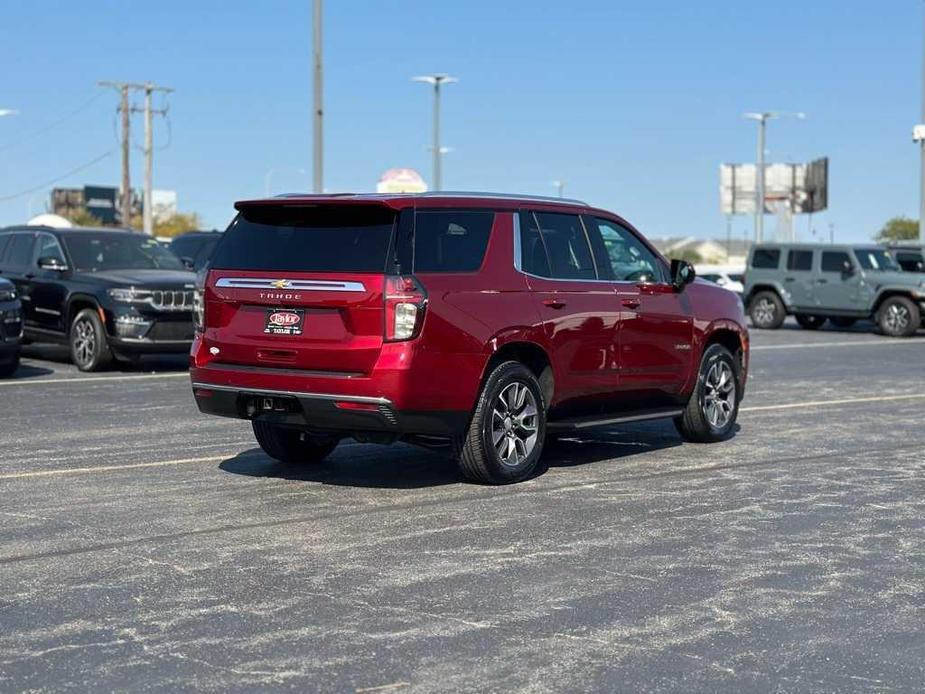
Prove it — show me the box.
[272,279,292,289]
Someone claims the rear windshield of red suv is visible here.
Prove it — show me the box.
[210,205,396,273]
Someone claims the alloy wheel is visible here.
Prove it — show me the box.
[72,318,96,367]
[884,303,910,334]
[752,298,776,327]
[490,382,539,467]
[702,361,736,430]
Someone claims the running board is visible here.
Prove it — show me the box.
[546,407,683,432]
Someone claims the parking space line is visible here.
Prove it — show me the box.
[0,373,188,387]
[741,392,925,412]
[4,391,925,480]
[752,338,925,351]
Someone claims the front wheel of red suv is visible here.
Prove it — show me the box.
[458,361,546,484]
[252,421,338,464]
[674,344,740,443]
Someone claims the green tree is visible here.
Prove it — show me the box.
[128,211,203,238]
[65,209,103,227]
[669,249,704,265]
[875,216,918,242]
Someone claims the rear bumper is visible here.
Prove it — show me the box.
[191,381,468,438]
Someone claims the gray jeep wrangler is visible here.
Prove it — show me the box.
[744,243,925,337]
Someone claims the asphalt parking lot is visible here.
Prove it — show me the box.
[2,322,924,692]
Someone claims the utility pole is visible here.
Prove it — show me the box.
[132,83,173,235]
[919,2,925,240]
[100,82,138,228]
[413,74,457,191]
[312,0,323,193]
[553,180,564,198]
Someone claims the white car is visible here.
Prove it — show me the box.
[695,264,745,294]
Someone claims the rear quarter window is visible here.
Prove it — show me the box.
[751,249,781,269]
[413,210,494,273]
[210,206,396,273]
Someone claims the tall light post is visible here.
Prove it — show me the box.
[413,74,456,191]
[312,0,323,194]
[743,111,805,243]
[917,1,925,241]
[552,180,564,198]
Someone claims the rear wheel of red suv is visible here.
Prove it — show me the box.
[458,361,546,484]
[675,344,739,443]
[252,421,338,464]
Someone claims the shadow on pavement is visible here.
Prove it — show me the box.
[218,422,684,489]
[22,343,189,373]
[5,362,55,379]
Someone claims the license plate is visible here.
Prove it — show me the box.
[263,308,305,336]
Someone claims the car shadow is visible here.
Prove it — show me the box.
[3,362,55,379]
[22,343,189,373]
[218,421,686,489]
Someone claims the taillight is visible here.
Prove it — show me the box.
[193,269,207,333]
[384,275,427,341]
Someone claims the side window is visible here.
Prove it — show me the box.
[586,217,663,283]
[532,212,596,280]
[786,250,813,271]
[518,211,551,277]
[413,210,494,273]
[896,251,924,272]
[821,251,853,273]
[193,238,219,270]
[34,234,66,266]
[751,249,781,269]
[170,237,197,260]
[5,234,35,270]
[0,235,11,263]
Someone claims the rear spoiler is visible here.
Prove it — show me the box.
[234,195,402,212]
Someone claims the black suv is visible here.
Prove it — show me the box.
[169,230,222,271]
[0,226,197,371]
[0,277,23,377]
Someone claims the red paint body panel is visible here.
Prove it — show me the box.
[192,193,749,436]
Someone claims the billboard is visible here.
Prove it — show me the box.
[720,157,828,215]
[84,185,118,224]
[377,168,427,194]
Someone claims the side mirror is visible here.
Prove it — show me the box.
[38,256,68,272]
[670,259,695,291]
[842,261,855,276]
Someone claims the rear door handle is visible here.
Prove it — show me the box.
[816,278,828,284]
[621,298,641,309]
[543,298,566,309]
[784,277,796,282]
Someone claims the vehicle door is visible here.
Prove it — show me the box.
[28,232,69,333]
[813,250,863,312]
[0,232,37,327]
[517,210,620,404]
[583,216,693,397]
[783,248,815,309]
[894,249,924,273]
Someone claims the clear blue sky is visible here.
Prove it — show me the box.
[0,0,921,242]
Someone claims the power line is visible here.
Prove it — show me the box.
[0,150,113,203]
[0,92,105,153]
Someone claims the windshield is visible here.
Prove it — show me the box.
[64,234,185,272]
[855,249,899,272]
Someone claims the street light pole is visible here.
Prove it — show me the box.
[413,74,456,191]
[744,111,805,243]
[312,0,323,194]
[553,180,564,198]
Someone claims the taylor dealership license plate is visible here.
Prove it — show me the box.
[264,308,305,336]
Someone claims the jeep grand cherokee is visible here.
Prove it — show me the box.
[191,193,749,484]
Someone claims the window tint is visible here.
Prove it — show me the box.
[64,234,184,272]
[34,234,66,266]
[896,251,924,272]
[751,249,780,269]
[586,217,662,283]
[0,235,11,262]
[193,238,219,270]
[413,210,493,273]
[211,206,396,272]
[170,236,199,260]
[787,250,813,271]
[518,211,551,277]
[532,212,595,280]
[5,234,34,270]
[821,251,853,273]
[854,249,898,272]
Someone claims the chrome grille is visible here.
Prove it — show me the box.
[150,290,195,312]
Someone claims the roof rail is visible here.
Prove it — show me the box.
[270,191,589,206]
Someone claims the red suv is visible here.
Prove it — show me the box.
[191,193,748,484]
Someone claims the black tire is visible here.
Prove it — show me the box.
[748,291,786,329]
[829,317,857,329]
[795,314,826,330]
[0,353,19,378]
[877,296,920,338]
[251,421,338,464]
[69,308,112,372]
[675,344,740,443]
[458,361,546,484]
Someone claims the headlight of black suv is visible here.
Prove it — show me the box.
[0,288,17,302]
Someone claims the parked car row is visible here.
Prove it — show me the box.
[743,242,925,337]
